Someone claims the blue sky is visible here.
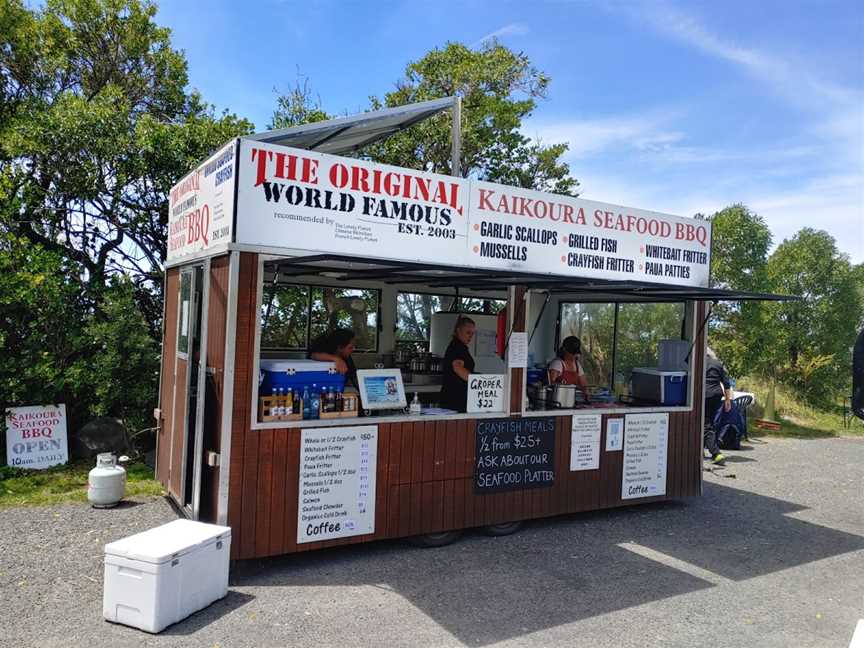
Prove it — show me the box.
[157,0,864,263]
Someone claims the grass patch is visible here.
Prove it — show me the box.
[0,459,164,508]
[737,376,863,439]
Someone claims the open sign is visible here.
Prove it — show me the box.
[5,404,68,469]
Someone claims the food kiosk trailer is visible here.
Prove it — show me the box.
[157,99,785,559]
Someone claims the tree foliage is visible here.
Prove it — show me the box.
[366,41,578,194]
[707,204,774,378]
[0,0,251,438]
[0,0,252,329]
[271,41,578,195]
[708,205,862,407]
[765,228,861,405]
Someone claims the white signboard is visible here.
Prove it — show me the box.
[467,180,711,287]
[508,332,528,368]
[167,140,237,264]
[605,417,624,452]
[622,413,669,500]
[236,141,470,266]
[570,414,602,471]
[298,425,377,544]
[467,374,506,413]
[5,404,69,469]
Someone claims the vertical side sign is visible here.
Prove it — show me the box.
[298,426,377,543]
[167,140,237,264]
[622,413,669,499]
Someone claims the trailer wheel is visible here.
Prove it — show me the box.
[408,530,463,548]
[482,521,523,537]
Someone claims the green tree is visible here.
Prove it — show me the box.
[706,204,773,378]
[766,229,862,405]
[0,0,252,440]
[0,0,252,330]
[269,75,331,129]
[271,42,578,195]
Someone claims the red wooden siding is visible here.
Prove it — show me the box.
[199,255,230,522]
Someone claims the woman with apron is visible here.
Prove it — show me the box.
[547,336,591,403]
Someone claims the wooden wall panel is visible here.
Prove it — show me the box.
[199,256,229,522]
[156,269,180,489]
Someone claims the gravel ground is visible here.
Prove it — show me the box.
[1,436,862,648]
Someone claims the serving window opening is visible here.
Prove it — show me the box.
[252,258,512,427]
[526,294,693,412]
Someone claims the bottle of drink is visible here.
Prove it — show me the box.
[327,386,336,413]
[285,388,293,416]
[310,384,320,420]
[335,387,344,412]
[302,386,311,420]
[273,387,282,418]
[410,392,422,415]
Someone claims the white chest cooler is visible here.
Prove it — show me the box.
[103,519,231,633]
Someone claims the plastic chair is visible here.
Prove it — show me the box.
[732,395,754,440]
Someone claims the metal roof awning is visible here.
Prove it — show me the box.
[263,254,797,303]
[245,97,458,156]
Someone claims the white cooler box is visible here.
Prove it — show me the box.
[103,519,231,633]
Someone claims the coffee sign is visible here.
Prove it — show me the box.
[5,404,69,469]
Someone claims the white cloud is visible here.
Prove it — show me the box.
[476,23,529,45]
[526,110,685,159]
[637,3,861,111]
[574,3,864,263]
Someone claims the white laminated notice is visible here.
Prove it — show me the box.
[622,413,668,499]
[298,426,377,543]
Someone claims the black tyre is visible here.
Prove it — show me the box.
[408,530,463,548]
[482,521,523,537]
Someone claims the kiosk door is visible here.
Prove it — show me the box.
[170,264,209,517]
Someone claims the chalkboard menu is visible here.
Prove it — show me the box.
[475,417,555,493]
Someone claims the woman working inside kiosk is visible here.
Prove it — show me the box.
[439,316,476,413]
[309,328,358,389]
[547,336,591,403]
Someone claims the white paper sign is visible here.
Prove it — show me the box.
[467,374,506,413]
[605,417,624,451]
[622,413,669,500]
[475,328,498,358]
[236,141,470,266]
[167,140,236,263]
[467,180,711,287]
[508,332,528,368]
[5,404,69,469]
[298,425,377,543]
[570,414,602,471]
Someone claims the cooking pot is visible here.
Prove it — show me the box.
[550,384,580,408]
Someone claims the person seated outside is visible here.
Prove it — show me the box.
[704,346,733,465]
[547,336,591,403]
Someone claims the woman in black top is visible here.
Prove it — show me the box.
[439,316,476,413]
[309,328,358,389]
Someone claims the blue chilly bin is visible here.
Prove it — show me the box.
[260,360,345,396]
[630,368,688,405]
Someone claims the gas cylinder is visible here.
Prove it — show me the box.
[87,453,127,508]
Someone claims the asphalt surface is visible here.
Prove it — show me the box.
[2,436,862,648]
